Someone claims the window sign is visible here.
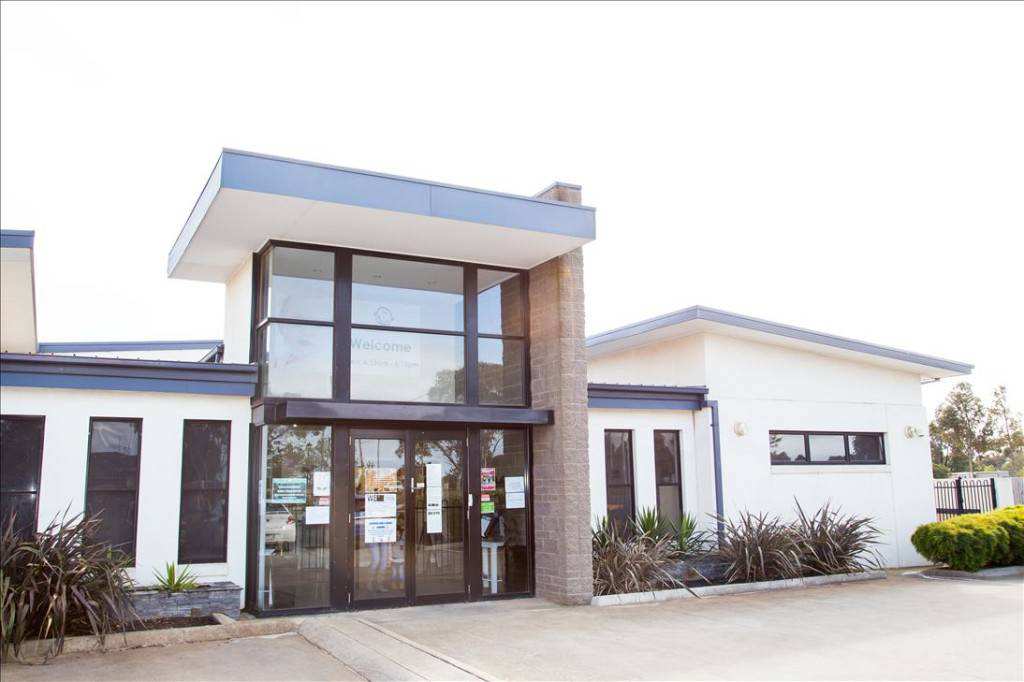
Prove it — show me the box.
[365,493,397,518]
[364,467,399,492]
[481,468,496,492]
[506,491,526,509]
[305,505,330,525]
[313,470,331,497]
[366,517,397,544]
[271,477,307,504]
[480,495,495,514]
[505,476,524,494]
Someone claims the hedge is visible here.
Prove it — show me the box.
[911,506,1024,572]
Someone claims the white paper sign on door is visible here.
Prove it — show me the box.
[505,476,525,493]
[426,463,442,488]
[426,485,442,534]
[365,493,397,518]
[305,505,330,525]
[365,517,396,543]
[506,491,526,509]
[313,471,331,497]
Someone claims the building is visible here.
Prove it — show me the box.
[0,150,972,616]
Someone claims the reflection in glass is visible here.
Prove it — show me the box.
[477,270,523,336]
[0,417,44,540]
[849,435,884,463]
[770,434,807,463]
[353,437,406,601]
[85,419,141,560]
[258,425,332,610]
[808,435,846,463]
[653,431,682,525]
[353,256,464,331]
[266,247,334,322]
[265,324,333,398]
[480,429,529,595]
[179,421,230,564]
[350,329,465,403]
[604,430,634,531]
[414,432,465,597]
[478,338,525,405]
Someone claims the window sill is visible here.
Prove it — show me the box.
[770,464,891,475]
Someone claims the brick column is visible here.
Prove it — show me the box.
[528,182,591,604]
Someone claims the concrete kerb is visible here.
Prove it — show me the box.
[911,565,1024,581]
[590,569,887,606]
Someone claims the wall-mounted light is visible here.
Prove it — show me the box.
[904,425,925,439]
[733,421,747,437]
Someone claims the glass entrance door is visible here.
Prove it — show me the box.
[351,431,408,605]
[412,430,466,602]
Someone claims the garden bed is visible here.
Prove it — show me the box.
[591,569,886,606]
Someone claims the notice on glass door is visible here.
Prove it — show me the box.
[366,517,396,543]
[365,493,397,518]
[506,491,526,509]
[313,470,331,497]
[426,463,443,534]
[481,468,496,492]
[505,476,524,493]
[305,505,330,525]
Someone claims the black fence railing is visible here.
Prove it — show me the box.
[934,477,997,521]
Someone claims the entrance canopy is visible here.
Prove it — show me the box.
[168,150,596,282]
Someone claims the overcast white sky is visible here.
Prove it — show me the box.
[2,1,1021,416]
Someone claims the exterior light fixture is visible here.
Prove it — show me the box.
[733,421,747,437]
[904,425,924,439]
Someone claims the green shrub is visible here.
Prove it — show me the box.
[592,516,693,596]
[911,506,1024,572]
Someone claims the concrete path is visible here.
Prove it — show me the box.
[3,571,1021,681]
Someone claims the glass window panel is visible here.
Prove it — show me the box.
[0,493,38,540]
[414,432,465,597]
[1,416,44,493]
[266,247,334,322]
[85,491,137,558]
[179,421,230,564]
[480,429,529,594]
[259,425,332,610]
[770,433,807,464]
[351,329,465,403]
[606,486,634,531]
[352,256,463,331]
[657,485,682,526]
[478,338,525,405]
[808,435,846,463]
[477,270,524,337]
[849,434,884,463]
[653,431,680,485]
[265,323,333,398]
[604,431,633,486]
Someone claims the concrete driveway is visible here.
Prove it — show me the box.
[3,571,1021,681]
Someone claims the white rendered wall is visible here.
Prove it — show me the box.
[0,386,251,597]
[587,409,717,532]
[586,331,938,568]
[222,257,253,364]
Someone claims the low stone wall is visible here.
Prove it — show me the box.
[131,581,242,620]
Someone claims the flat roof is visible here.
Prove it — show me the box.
[168,150,596,282]
[1,229,35,249]
[587,305,973,379]
[38,339,222,353]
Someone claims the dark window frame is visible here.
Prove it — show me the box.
[178,419,232,564]
[603,429,636,527]
[252,240,530,408]
[0,414,46,538]
[653,429,683,521]
[769,430,886,466]
[84,417,143,564]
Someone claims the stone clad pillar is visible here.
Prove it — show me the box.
[528,182,592,605]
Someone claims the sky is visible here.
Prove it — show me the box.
[1,1,1021,417]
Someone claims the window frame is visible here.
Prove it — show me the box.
[84,417,143,564]
[653,429,683,522]
[252,241,530,408]
[603,429,636,527]
[178,419,232,565]
[0,414,46,538]
[769,430,886,466]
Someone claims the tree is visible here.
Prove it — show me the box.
[988,385,1024,476]
[929,382,992,474]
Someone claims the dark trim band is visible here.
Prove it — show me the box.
[257,399,553,425]
[38,339,223,353]
[587,383,708,410]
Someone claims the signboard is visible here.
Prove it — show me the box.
[313,470,331,497]
[365,493,397,518]
[366,517,397,544]
[364,467,399,492]
[507,491,526,509]
[271,477,306,504]
[480,494,495,514]
[305,505,330,525]
[481,468,496,492]
[505,476,524,494]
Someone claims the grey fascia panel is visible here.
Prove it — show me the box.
[38,339,223,353]
[272,400,554,425]
[168,149,596,276]
[588,397,704,410]
[0,353,256,396]
[0,229,35,249]
[586,305,973,375]
[587,383,708,410]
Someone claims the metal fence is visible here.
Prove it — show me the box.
[934,478,997,521]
